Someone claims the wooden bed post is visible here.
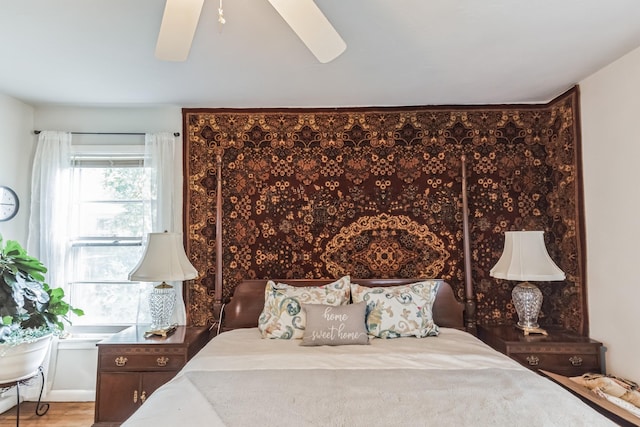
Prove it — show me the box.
[461,155,477,335]
[213,151,224,327]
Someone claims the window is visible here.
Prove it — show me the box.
[66,146,151,325]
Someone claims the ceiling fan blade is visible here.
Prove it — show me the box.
[267,0,346,63]
[155,0,205,62]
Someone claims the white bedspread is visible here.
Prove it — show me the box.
[123,328,615,427]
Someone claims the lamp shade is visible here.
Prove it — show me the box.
[489,231,565,281]
[129,232,198,282]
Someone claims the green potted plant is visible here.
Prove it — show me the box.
[0,235,83,382]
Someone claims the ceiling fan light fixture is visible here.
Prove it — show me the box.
[155,0,205,62]
[268,0,347,63]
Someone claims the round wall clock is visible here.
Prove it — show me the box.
[0,186,19,221]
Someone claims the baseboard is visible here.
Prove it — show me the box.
[43,389,95,402]
[0,393,19,415]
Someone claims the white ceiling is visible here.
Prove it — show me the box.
[1,0,640,108]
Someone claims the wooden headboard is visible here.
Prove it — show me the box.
[222,278,465,332]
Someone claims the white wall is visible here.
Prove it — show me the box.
[34,105,181,135]
[0,93,35,243]
[580,45,640,381]
[0,93,34,414]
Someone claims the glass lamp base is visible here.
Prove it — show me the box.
[149,282,176,330]
[512,281,543,330]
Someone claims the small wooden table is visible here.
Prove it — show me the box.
[477,324,603,376]
[93,325,208,427]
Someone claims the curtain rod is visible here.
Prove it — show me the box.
[34,130,180,137]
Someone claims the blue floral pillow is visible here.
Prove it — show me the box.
[350,280,441,338]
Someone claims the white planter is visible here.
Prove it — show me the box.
[0,334,52,384]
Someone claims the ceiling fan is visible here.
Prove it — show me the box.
[155,0,347,63]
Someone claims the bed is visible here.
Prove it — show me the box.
[121,277,616,427]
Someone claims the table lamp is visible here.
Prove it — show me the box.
[129,231,198,334]
[490,230,565,335]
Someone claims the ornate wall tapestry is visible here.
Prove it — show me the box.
[183,87,587,334]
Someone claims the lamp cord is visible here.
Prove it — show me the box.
[212,303,225,336]
[135,282,144,325]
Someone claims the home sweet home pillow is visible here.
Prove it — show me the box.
[300,303,369,346]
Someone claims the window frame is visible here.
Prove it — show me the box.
[65,144,151,326]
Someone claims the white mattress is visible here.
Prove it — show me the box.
[123,328,616,426]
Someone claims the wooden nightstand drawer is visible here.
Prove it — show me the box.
[509,352,600,376]
[99,349,186,371]
[477,324,604,376]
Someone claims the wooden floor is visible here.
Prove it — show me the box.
[0,402,94,427]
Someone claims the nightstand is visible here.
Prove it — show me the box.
[477,324,603,376]
[93,325,208,427]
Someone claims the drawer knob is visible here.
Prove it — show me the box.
[115,356,128,367]
[569,356,583,367]
[526,355,540,366]
[157,356,169,367]
[133,390,138,403]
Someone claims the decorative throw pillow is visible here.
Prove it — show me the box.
[300,303,369,346]
[350,280,441,338]
[258,276,351,339]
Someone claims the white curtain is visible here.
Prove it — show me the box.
[144,132,186,325]
[25,131,72,402]
[27,131,72,285]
